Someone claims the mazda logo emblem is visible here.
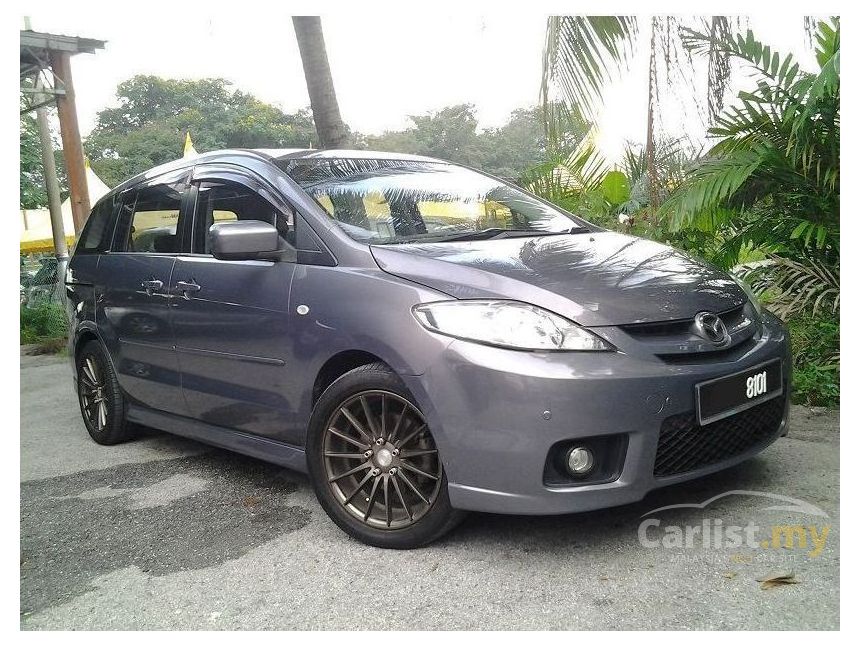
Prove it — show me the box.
[694,312,729,345]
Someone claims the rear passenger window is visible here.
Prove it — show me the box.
[121,182,184,253]
[75,198,115,254]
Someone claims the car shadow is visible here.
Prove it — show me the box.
[448,458,776,550]
[132,424,779,551]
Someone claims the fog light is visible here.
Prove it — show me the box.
[566,446,594,476]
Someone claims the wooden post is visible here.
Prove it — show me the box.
[50,50,89,233]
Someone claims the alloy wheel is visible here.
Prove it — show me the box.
[323,390,442,530]
[79,356,109,433]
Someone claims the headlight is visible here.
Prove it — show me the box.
[412,300,613,351]
[732,275,763,317]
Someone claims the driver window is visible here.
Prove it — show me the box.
[194,181,295,253]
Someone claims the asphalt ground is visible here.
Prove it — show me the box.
[20,353,840,630]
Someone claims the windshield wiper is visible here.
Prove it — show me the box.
[383,226,590,245]
[436,227,588,242]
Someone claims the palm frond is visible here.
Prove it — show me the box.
[703,16,737,123]
[735,256,839,319]
[541,16,638,120]
[667,18,839,258]
[662,148,764,229]
[541,101,591,157]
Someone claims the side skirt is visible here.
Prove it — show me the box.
[127,404,308,474]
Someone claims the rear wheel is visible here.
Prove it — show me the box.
[307,363,464,548]
[76,340,133,445]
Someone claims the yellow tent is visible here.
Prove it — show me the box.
[20,160,111,253]
[23,135,196,254]
[183,132,198,158]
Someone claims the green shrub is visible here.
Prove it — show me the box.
[787,313,839,407]
[20,303,68,345]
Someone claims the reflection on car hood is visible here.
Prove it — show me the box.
[370,231,746,326]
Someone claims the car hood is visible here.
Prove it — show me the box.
[370,231,746,326]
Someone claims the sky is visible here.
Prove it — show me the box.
[22,6,816,164]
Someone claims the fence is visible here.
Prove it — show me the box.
[20,253,68,347]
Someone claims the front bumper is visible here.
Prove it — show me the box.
[402,312,791,515]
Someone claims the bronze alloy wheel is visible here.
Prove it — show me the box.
[323,390,442,530]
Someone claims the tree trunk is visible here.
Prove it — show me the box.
[292,16,350,149]
[644,18,659,214]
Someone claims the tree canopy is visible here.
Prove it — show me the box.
[84,76,319,187]
[20,100,69,210]
[20,111,46,209]
[20,76,559,204]
[360,104,571,179]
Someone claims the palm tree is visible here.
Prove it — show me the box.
[541,16,737,209]
[292,16,350,149]
[663,19,839,252]
[664,18,839,318]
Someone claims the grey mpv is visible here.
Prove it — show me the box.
[66,149,790,548]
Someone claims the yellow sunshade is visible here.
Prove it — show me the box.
[20,235,77,254]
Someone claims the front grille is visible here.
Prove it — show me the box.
[657,336,758,364]
[621,304,747,340]
[618,303,758,362]
[654,394,786,478]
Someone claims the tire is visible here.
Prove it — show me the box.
[306,362,465,548]
[76,340,133,445]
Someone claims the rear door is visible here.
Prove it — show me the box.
[169,164,297,440]
[97,169,191,415]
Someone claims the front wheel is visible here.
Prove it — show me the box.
[307,363,464,548]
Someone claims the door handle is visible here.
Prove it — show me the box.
[141,279,164,296]
[175,280,201,299]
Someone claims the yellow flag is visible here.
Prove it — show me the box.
[183,132,198,158]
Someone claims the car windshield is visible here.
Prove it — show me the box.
[279,158,588,244]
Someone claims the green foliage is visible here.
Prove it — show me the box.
[20,110,46,209]
[601,171,630,206]
[520,142,617,226]
[541,17,639,119]
[541,17,739,130]
[360,104,565,179]
[480,107,567,178]
[522,136,702,236]
[787,313,839,407]
[662,19,840,268]
[19,100,68,208]
[85,76,320,186]
[20,304,68,345]
[735,256,839,320]
[661,20,840,408]
[85,82,560,187]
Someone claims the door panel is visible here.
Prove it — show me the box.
[97,254,184,413]
[96,168,191,416]
[170,256,296,439]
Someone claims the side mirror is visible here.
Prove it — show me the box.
[209,220,284,261]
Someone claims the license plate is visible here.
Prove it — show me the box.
[695,359,783,426]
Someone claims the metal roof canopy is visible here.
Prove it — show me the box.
[20,29,106,235]
[21,30,105,112]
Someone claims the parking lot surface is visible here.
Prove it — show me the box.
[20,354,839,629]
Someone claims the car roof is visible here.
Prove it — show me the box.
[253,148,443,164]
[98,148,446,205]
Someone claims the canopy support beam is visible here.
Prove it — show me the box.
[50,50,89,234]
